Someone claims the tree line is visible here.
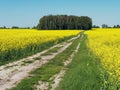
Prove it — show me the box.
[93,24,120,28]
[1,24,120,29]
[0,26,35,29]
[37,15,92,30]
[1,14,120,29]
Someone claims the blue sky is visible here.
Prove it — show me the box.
[0,0,120,27]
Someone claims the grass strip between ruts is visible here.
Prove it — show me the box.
[10,34,81,90]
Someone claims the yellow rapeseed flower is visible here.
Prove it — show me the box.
[85,28,120,86]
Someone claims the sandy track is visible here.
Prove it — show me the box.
[0,35,80,90]
[35,42,80,90]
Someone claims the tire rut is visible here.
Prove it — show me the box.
[0,35,79,90]
[35,42,80,90]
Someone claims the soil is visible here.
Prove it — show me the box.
[0,35,79,90]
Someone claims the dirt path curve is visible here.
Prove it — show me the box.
[0,35,80,90]
[35,42,80,90]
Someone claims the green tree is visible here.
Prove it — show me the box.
[102,24,108,28]
[37,15,92,30]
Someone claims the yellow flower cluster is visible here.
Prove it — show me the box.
[0,29,81,52]
[0,29,80,59]
[85,28,120,87]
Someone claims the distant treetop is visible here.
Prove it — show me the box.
[37,15,92,30]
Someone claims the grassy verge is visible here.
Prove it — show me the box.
[0,35,77,66]
[10,35,80,90]
[57,34,109,90]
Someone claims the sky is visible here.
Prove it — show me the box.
[0,0,120,27]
